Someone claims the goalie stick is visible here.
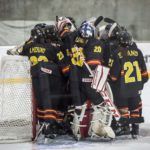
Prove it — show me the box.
[101,84,121,121]
[74,48,121,120]
[91,65,121,121]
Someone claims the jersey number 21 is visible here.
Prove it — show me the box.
[124,61,142,83]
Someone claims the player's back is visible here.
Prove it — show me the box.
[114,45,144,98]
[20,41,62,77]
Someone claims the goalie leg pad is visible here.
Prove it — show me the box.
[89,103,115,139]
[91,65,110,92]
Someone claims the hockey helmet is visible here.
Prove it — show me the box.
[79,22,95,38]
[118,30,133,47]
[66,16,77,28]
[31,26,45,42]
[56,16,76,35]
[34,23,46,29]
[44,25,61,42]
[105,23,121,39]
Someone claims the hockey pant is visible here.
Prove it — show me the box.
[32,73,65,124]
[114,95,144,124]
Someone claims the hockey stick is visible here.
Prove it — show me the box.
[104,17,125,31]
[7,43,24,55]
[83,61,94,77]
[34,123,45,142]
[56,16,59,22]
[104,17,116,24]
[94,16,104,27]
[103,17,122,38]
[101,84,121,121]
[7,38,32,55]
[74,46,94,77]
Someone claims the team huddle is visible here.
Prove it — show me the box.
[7,16,149,142]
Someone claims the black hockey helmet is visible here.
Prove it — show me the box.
[44,25,57,40]
[34,23,46,29]
[31,23,46,38]
[105,23,121,39]
[44,25,62,44]
[103,17,121,39]
[117,30,133,47]
[31,26,45,43]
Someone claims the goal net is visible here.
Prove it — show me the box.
[0,55,35,143]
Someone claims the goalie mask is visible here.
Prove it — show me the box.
[79,22,95,39]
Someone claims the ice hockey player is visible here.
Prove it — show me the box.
[108,29,149,138]
[55,16,77,63]
[55,16,77,117]
[7,24,69,141]
[6,23,47,55]
[67,21,115,140]
[98,20,123,68]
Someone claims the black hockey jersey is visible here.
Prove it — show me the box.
[109,44,149,98]
[71,32,104,65]
[19,41,67,77]
[103,39,119,67]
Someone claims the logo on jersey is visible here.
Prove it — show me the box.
[41,67,52,74]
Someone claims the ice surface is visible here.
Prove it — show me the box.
[0,124,149,150]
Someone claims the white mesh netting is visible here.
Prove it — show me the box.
[0,55,33,143]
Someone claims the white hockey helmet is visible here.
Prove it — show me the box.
[56,16,76,35]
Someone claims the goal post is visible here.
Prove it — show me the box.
[0,55,36,143]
